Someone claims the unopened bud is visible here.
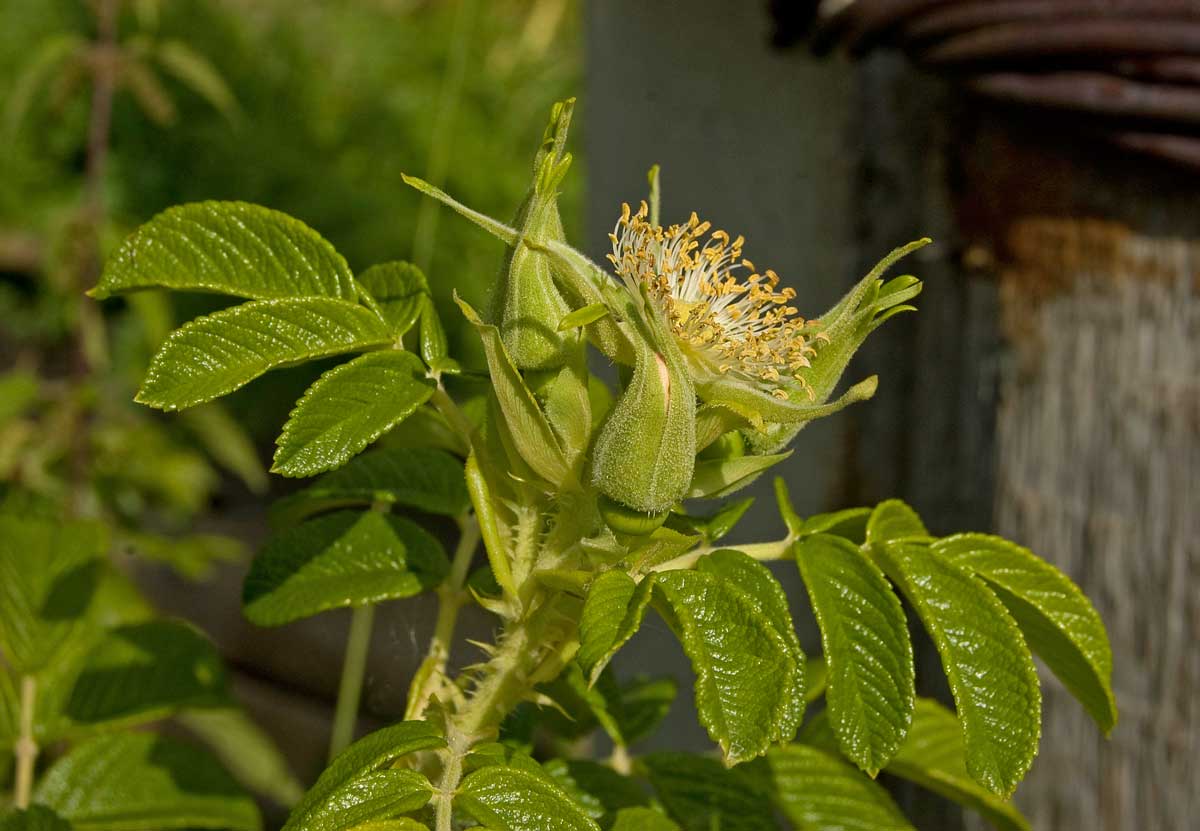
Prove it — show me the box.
[592,343,696,514]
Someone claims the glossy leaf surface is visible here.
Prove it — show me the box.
[92,201,355,300]
[137,298,391,410]
[795,534,913,775]
[273,350,434,477]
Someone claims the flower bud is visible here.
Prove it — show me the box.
[490,100,576,370]
[592,340,696,514]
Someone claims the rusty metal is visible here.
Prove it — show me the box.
[774,0,1200,169]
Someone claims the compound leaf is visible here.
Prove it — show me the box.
[92,201,355,301]
[934,533,1116,735]
[795,534,913,776]
[290,770,431,831]
[244,511,448,626]
[873,542,1040,796]
[34,733,260,831]
[137,298,392,411]
[270,447,468,529]
[273,350,434,478]
[652,569,797,765]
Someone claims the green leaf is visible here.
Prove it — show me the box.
[34,733,260,831]
[342,822,427,831]
[418,296,452,369]
[285,721,444,831]
[652,569,798,764]
[456,764,600,831]
[244,511,449,626]
[804,656,829,704]
[291,770,431,831]
[0,516,108,673]
[577,571,654,684]
[270,447,468,529]
[273,350,435,477]
[934,533,1116,735]
[696,550,806,741]
[795,534,914,776]
[865,500,928,545]
[687,452,791,500]
[889,699,1030,831]
[0,808,70,831]
[65,620,229,729]
[137,298,392,411]
[756,745,914,831]
[92,202,355,301]
[873,542,1040,796]
[455,297,570,486]
[178,709,305,807]
[641,753,776,831]
[356,262,428,337]
[609,808,679,831]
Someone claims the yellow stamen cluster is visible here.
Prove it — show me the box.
[608,201,818,399]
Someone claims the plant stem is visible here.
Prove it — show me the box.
[650,533,797,573]
[430,385,475,447]
[328,604,376,761]
[13,675,37,809]
[406,514,480,720]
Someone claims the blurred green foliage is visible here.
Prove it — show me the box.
[1,0,581,479]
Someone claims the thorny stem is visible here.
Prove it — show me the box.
[13,675,37,809]
[328,604,376,762]
[406,513,480,720]
[433,624,534,831]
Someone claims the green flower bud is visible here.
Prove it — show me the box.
[592,339,696,514]
[490,100,576,370]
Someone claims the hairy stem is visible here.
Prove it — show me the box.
[406,514,480,720]
[13,675,37,809]
[433,623,533,831]
[328,604,376,761]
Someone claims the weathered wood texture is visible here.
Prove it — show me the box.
[982,220,1200,830]
[955,120,1200,829]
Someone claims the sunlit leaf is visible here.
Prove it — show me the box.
[273,350,434,478]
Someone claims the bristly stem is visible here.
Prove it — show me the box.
[406,513,480,720]
[328,603,376,761]
[13,675,37,809]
